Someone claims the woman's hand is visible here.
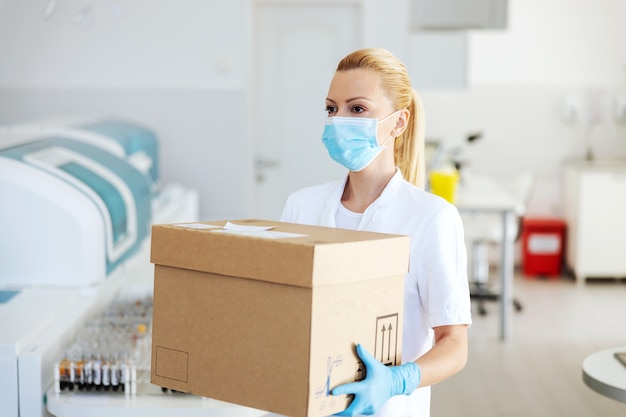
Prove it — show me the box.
[331,344,421,416]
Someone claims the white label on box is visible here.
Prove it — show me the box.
[528,234,560,254]
[223,221,275,232]
[173,223,220,230]
[213,229,306,239]
[209,221,306,239]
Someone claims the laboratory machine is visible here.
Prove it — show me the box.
[0,118,268,417]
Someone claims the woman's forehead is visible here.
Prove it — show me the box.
[327,68,384,100]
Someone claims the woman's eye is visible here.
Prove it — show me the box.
[351,105,366,114]
[325,105,337,115]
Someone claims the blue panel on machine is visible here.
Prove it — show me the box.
[0,136,151,275]
[78,120,160,185]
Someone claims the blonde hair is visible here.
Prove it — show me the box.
[336,48,426,189]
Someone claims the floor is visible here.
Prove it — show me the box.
[431,271,626,417]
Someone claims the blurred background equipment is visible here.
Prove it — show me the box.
[0,117,268,417]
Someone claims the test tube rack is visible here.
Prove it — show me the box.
[52,295,153,396]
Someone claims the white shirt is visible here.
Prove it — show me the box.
[281,169,472,417]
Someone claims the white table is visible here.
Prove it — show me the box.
[46,384,269,417]
[455,174,519,340]
[582,346,626,403]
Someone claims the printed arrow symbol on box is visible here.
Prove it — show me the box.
[387,323,393,362]
[380,324,387,362]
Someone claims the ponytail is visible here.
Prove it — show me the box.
[395,89,426,189]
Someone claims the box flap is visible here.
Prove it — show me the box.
[150,219,410,288]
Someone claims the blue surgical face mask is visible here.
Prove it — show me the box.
[321,111,398,172]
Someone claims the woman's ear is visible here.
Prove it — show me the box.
[393,109,410,137]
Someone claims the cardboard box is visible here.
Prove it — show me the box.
[150,219,409,417]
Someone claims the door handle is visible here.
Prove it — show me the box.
[256,157,280,170]
[255,157,280,183]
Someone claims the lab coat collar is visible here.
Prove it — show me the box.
[319,168,404,229]
[319,175,349,227]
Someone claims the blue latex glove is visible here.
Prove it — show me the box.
[332,344,421,416]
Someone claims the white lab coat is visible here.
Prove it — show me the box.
[281,169,472,417]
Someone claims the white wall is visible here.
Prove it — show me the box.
[469,0,626,87]
[0,1,244,89]
[417,0,626,216]
[0,0,625,219]
[0,0,253,220]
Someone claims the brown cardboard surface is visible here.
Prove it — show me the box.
[150,219,409,417]
[150,219,409,287]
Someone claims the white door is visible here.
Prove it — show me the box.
[252,2,361,220]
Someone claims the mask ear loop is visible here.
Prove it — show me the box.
[378,109,402,123]
[380,134,395,148]
[378,110,402,148]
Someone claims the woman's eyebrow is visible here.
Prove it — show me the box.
[346,96,371,103]
[325,96,372,103]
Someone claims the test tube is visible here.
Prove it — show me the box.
[92,354,102,388]
[102,354,110,390]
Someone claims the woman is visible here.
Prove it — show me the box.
[280,48,471,417]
